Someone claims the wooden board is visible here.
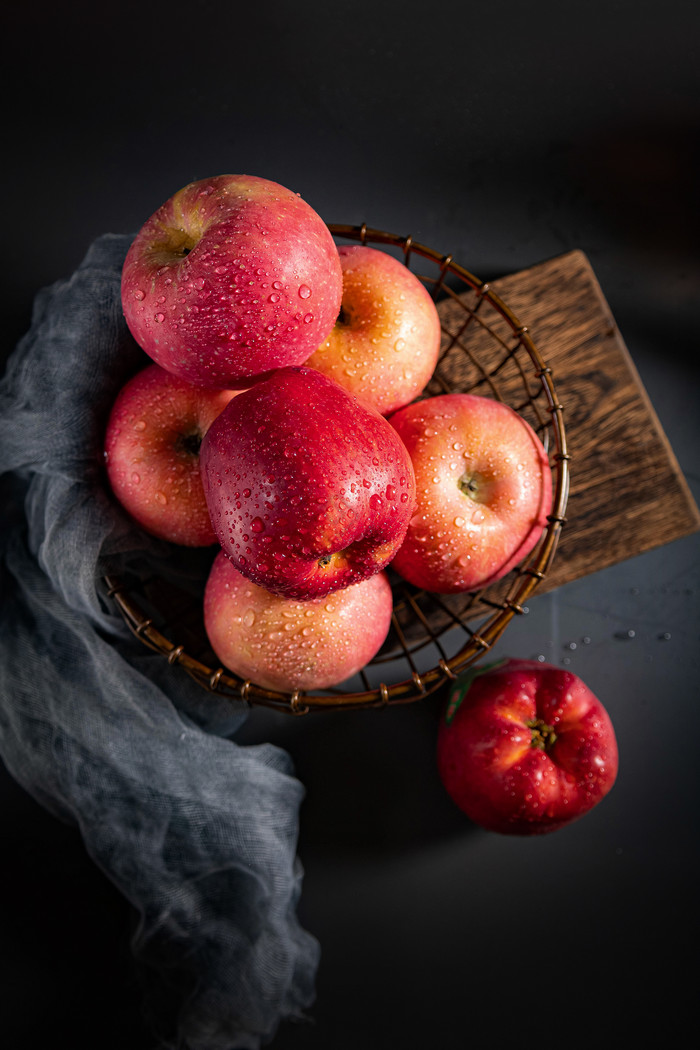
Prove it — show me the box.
[436,249,700,593]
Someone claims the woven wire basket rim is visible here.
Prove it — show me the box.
[106,224,570,714]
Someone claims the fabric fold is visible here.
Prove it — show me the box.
[0,234,319,1048]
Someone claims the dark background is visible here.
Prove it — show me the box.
[2,1,699,1047]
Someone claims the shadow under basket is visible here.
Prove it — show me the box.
[105,224,570,715]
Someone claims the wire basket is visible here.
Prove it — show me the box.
[105,224,570,714]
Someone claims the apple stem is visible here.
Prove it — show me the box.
[525,718,558,751]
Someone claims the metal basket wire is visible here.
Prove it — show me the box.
[105,224,570,714]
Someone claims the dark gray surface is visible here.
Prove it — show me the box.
[2,1,699,1046]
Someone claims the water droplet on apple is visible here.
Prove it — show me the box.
[298,284,312,299]
[385,484,396,500]
[131,472,140,484]
[454,516,466,528]
[155,491,167,505]
[154,313,165,323]
[250,516,265,533]
[194,277,206,290]
[369,494,383,511]
[133,289,145,301]
[243,609,256,627]
[273,280,283,290]
[394,338,405,352]
[269,292,280,303]
[303,313,314,324]
[133,420,146,431]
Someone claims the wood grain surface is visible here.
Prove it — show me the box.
[436,249,699,595]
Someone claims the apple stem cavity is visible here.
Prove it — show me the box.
[525,718,558,751]
[176,431,203,458]
[457,472,480,499]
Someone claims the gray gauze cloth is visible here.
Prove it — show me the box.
[0,234,319,1048]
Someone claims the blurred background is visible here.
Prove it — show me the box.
[2,1,698,1046]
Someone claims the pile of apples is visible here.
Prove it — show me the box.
[104,174,618,837]
[105,173,552,694]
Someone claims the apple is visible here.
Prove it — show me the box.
[121,174,343,389]
[436,659,618,835]
[305,244,441,415]
[199,365,416,600]
[204,550,393,691]
[388,393,552,593]
[104,362,238,546]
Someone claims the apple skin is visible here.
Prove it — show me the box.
[388,393,552,593]
[104,363,238,546]
[305,244,441,415]
[199,365,416,600]
[121,174,343,389]
[204,551,393,691]
[437,659,619,835]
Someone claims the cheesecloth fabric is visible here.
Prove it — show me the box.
[0,234,319,1048]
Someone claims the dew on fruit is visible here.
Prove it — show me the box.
[133,420,147,431]
[131,472,140,485]
[243,609,256,627]
[269,293,280,303]
[250,516,265,533]
[394,338,405,352]
[385,484,396,500]
[298,284,312,299]
[155,491,167,506]
[134,289,145,301]
[303,313,314,323]
[369,494,383,512]
[453,516,466,528]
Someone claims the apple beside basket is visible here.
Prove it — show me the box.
[105,224,570,714]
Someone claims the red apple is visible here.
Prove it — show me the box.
[305,244,441,415]
[388,393,552,593]
[437,659,618,835]
[204,551,393,691]
[199,365,416,600]
[121,174,343,389]
[104,363,238,546]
